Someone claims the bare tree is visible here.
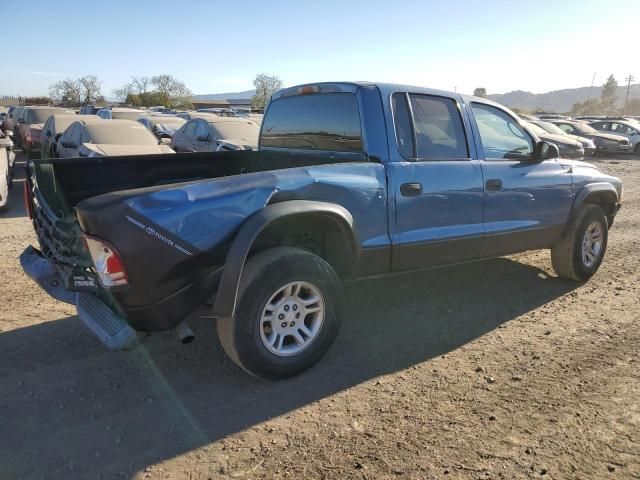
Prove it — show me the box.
[49,78,83,106]
[150,74,192,108]
[77,75,103,105]
[131,76,150,95]
[252,73,283,110]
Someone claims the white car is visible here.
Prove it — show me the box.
[590,120,640,156]
[56,119,174,158]
[0,130,16,212]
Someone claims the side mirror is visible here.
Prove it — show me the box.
[533,141,559,161]
[197,135,210,142]
[61,140,77,148]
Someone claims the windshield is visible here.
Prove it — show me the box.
[534,121,566,135]
[526,122,547,136]
[210,121,259,141]
[86,124,158,145]
[26,109,70,124]
[574,122,598,134]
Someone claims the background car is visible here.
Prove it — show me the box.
[170,116,259,152]
[41,114,88,159]
[549,120,632,155]
[4,106,24,141]
[19,106,75,158]
[137,115,186,141]
[96,107,145,120]
[525,122,584,159]
[590,120,640,156]
[56,118,174,158]
[79,105,100,115]
[529,119,596,156]
[0,129,15,212]
[174,111,219,121]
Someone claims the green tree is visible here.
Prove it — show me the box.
[473,87,487,98]
[251,73,283,110]
[600,74,619,115]
[570,98,603,116]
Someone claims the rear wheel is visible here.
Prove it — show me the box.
[217,247,343,379]
[634,143,640,157]
[551,204,608,282]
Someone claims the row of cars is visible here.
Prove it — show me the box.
[519,115,640,158]
[0,105,262,160]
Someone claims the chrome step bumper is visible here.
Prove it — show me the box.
[20,245,137,350]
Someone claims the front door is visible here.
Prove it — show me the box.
[469,102,573,257]
[389,92,485,271]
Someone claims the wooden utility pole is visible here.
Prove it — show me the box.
[623,75,635,115]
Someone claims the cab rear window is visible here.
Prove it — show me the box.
[261,93,362,152]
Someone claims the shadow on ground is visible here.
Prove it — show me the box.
[0,257,576,479]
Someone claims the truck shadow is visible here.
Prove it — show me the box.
[0,257,576,479]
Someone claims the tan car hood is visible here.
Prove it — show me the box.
[82,144,175,156]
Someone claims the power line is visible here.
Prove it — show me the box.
[623,75,635,115]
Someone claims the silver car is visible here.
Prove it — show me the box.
[590,120,640,156]
[170,117,259,152]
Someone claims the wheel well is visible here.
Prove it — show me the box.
[583,191,617,218]
[249,214,357,278]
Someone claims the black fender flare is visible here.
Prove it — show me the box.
[211,200,359,319]
[572,182,619,213]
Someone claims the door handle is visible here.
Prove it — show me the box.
[400,182,423,197]
[485,179,503,191]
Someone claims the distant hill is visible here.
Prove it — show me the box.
[488,84,640,113]
[194,90,255,100]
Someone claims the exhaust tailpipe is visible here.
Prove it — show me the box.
[176,321,195,344]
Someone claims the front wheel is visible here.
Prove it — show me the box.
[635,143,640,157]
[551,204,608,282]
[217,247,343,379]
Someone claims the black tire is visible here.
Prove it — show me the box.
[551,204,608,282]
[635,143,640,157]
[217,247,343,380]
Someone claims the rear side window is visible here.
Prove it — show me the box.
[392,93,468,160]
[261,93,362,152]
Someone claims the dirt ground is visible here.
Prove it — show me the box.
[0,151,639,480]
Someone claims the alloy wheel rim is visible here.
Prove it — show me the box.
[581,221,603,268]
[259,281,325,357]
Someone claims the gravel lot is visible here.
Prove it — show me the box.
[0,152,639,480]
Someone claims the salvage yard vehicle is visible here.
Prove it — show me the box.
[529,120,596,156]
[4,106,24,143]
[41,114,86,159]
[0,129,15,211]
[19,107,75,158]
[525,121,584,159]
[590,119,640,156]
[549,119,632,155]
[96,107,145,120]
[21,82,623,379]
[137,115,186,141]
[56,118,174,157]
[170,116,259,152]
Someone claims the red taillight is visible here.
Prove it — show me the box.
[299,85,321,95]
[83,234,129,288]
[23,182,34,219]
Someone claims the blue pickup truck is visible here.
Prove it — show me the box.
[21,82,623,379]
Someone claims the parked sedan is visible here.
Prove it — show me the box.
[96,107,145,120]
[4,106,24,141]
[41,114,88,159]
[590,120,640,156]
[529,120,596,156]
[549,120,632,154]
[137,115,186,141]
[525,122,584,159]
[56,119,174,158]
[19,107,75,158]
[170,116,259,152]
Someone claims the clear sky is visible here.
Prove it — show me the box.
[1,0,638,97]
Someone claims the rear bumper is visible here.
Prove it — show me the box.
[20,246,136,350]
[20,245,221,338]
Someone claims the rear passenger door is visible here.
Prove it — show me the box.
[389,92,485,271]
[470,102,573,256]
[193,121,212,152]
